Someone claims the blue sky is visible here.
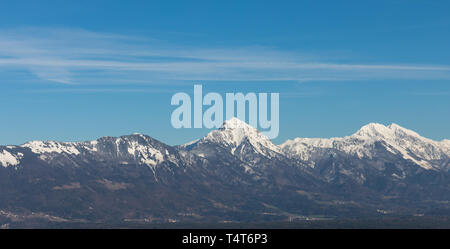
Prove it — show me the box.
[0,0,449,145]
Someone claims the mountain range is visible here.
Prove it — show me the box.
[1,118,449,227]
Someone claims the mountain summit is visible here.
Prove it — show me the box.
[353,122,424,141]
[281,122,449,171]
[206,117,279,153]
[183,118,281,160]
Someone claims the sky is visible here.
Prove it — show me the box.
[0,0,449,145]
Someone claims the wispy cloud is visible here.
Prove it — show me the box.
[1,27,450,84]
[408,91,450,96]
[26,87,174,94]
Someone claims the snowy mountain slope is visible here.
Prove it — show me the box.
[441,139,450,153]
[6,120,448,174]
[1,120,450,225]
[12,120,448,174]
[18,134,204,173]
[280,123,450,171]
[183,117,282,160]
[0,147,23,167]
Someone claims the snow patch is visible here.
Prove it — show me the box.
[126,140,165,166]
[22,141,80,155]
[87,140,98,152]
[281,123,449,170]
[0,150,21,167]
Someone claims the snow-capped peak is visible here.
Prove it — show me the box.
[353,122,424,141]
[213,118,262,145]
[353,123,392,138]
[221,117,254,130]
[352,122,439,151]
[281,122,450,170]
[192,117,281,156]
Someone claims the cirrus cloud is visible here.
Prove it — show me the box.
[1,27,450,84]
